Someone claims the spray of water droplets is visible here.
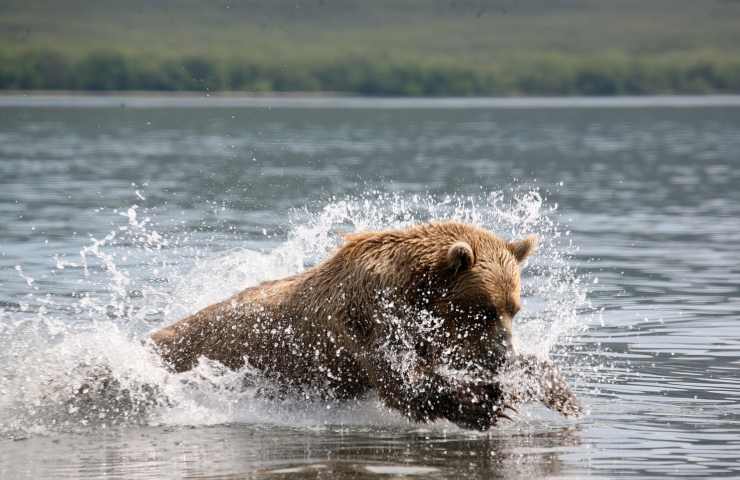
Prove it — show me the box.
[0,191,597,436]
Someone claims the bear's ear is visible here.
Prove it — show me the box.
[446,241,475,274]
[507,235,538,264]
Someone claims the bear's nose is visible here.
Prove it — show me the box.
[496,315,515,354]
[500,329,514,353]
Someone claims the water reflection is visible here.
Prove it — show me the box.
[0,425,583,479]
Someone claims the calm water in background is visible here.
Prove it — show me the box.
[1,96,739,479]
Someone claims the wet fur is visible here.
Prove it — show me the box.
[152,221,579,430]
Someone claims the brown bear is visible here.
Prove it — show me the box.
[151,221,580,430]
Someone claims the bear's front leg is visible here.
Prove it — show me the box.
[440,381,513,431]
[365,356,511,431]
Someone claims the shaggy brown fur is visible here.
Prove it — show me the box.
[151,221,579,430]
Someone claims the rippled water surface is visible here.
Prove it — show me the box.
[1,96,739,479]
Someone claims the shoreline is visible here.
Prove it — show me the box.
[2,92,740,109]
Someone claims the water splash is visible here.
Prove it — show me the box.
[0,191,595,436]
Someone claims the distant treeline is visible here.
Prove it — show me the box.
[2,49,740,96]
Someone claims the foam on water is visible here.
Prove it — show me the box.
[0,191,594,436]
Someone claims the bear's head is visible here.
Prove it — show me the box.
[412,226,538,375]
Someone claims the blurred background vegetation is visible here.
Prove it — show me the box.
[1,0,740,95]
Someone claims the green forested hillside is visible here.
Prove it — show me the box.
[1,0,740,95]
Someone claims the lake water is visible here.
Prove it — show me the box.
[1,95,739,479]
